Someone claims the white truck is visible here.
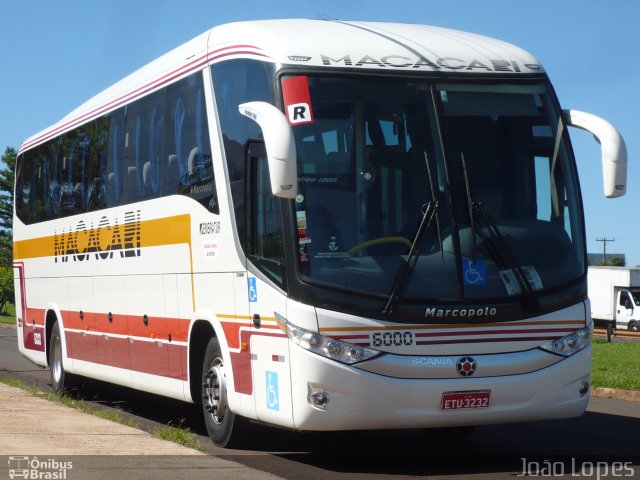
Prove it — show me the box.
[588,266,640,331]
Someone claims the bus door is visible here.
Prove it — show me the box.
[245,142,292,426]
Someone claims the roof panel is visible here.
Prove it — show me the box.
[20,19,544,154]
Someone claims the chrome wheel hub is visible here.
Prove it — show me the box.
[52,336,62,383]
[203,359,227,424]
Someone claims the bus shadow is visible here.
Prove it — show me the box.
[64,378,640,477]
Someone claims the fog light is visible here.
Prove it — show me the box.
[578,381,590,396]
[310,391,330,408]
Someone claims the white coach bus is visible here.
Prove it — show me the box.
[13,20,627,447]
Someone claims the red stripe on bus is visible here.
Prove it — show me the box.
[61,308,189,342]
[416,336,562,346]
[230,329,287,395]
[414,327,576,338]
[64,331,188,380]
[22,323,45,352]
[20,45,270,153]
[331,334,370,340]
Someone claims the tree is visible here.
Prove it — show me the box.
[0,266,13,314]
[0,147,15,267]
[598,256,625,267]
[0,147,15,230]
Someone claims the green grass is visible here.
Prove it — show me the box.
[153,418,205,452]
[592,339,640,391]
[0,302,16,325]
[1,376,204,451]
[0,376,137,428]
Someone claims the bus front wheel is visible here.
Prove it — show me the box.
[201,336,249,448]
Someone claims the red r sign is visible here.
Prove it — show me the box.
[281,76,314,125]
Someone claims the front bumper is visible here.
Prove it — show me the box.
[289,343,591,431]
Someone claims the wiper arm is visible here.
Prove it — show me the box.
[381,152,443,316]
[424,151,444,264]
[459,153,539,310]
[461,153,477,261]
[382,200,438,316]
[475,203,539,308]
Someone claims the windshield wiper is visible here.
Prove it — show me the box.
[382,201,438,316]
[381,152,442,316]
[425,151,444,263]
[459,153,539,310]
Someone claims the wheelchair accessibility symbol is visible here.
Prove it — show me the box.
[266,371,279,411]
[248,277,258,302]
[462,258,487,286]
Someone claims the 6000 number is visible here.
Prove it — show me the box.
[371,331,414,347]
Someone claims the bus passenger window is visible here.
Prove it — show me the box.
[107,109,126,206]
[164,73,218,213]
[86,116,109,211]
[123,91,164,202]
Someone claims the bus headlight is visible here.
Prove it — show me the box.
[275,312,381,365]
[540,326,591,357]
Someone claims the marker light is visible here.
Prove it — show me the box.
[275,312,380,365]
[540,326,591,357]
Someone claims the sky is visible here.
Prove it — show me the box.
[1,0,639,264]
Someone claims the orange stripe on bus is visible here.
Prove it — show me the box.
[13,214,191,260]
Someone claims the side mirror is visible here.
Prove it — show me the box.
[239,101,298,199]
[564,109,627,198]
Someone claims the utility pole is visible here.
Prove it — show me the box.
[596,237,615,263]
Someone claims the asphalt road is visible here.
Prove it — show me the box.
[1,326,639,480]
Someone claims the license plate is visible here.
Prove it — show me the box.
[441,390,491,410]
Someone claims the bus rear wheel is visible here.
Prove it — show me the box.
[49,322,73,394]
[201,336,249,448]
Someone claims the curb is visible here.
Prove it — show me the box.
[592,387,640,403]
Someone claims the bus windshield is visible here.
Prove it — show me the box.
[289,75,585,303]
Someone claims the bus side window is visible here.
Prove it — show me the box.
[87,115,109,212]
[164,73,218,212]
[147,106,163,197]
[15,153,26,223]
[123,91,164,203]
[23,149,39,224]
[32,147,45,223]
[246,142,286,287]
[58,128,89,217]
[211,59,277,240]
[107,109,126,206]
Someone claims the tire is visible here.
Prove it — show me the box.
[49,322,73,394]
[201,336,249,448]
[629,321,639,332]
